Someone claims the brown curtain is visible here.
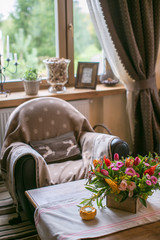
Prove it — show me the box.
[99,0,160,155]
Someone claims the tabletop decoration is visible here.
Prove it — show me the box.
[79,206,97,220]
[43,57,70,93]
[80,153,160,213]
[102,78,119,86]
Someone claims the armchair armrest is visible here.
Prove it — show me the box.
[15,155,36,222]
[80,132,129,160]
[111,138,129,159]
[1,142,52,222]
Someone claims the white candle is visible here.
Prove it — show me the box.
[9,53,13,61]
[7,35,10,59]
[0,30,2,55]
[14,53,17,63]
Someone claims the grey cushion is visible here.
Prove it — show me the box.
[30,132,81,164]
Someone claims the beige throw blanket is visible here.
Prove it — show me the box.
[0,97,117,208]
[1,142,52,206]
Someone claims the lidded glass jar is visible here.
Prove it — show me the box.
[43,57,70,93]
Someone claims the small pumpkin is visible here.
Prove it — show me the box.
[80,206,96,220]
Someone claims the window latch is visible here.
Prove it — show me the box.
[68,23,73,38]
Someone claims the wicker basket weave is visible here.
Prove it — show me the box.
[107,195,142,213]
[23,80,40,95]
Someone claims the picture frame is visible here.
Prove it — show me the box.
[75,62,99,89]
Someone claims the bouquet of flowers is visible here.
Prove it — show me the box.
[81,153,160,208]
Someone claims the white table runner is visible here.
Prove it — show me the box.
[34,181,160,240]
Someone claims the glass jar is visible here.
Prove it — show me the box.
[43,57,71,93]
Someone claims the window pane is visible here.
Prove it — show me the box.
[0,0,55,81]
[73,0,103,75]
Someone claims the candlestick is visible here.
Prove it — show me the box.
[0,54,18,96]
[7,35,10,59]
[0,34,19,96]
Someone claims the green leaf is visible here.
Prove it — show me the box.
[95,171,106,179]
[96,197,99,207]
[79,198,91,204]
[94,180,106,188]
[139,197,147,207]
[24,67,38,80]
[99,198,103,207]
[120,192,128,202]
[85,186,98,193]
[138,157,145,168]
[90,178,98,184]
[154,164,160,175]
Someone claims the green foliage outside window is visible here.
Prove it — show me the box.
[1,0,55,80]
[73,1,101,74]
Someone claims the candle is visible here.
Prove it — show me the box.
[9,53,13,61]
[0,30,2,55]
[14,53,17,63]
[7,35,10,59]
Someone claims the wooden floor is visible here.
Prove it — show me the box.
[0,176,37,240]
[22,236,39,240]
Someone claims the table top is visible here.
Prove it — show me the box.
[25,179,86,208]
[25,180,160,240]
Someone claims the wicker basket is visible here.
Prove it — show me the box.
[23,79,40,95]
[107,195,142,213]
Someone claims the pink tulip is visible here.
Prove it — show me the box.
[100,169,109,176]
[114,153,119,161]
[134,157,141,166]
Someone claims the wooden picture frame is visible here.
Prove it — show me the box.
[75,62,99,89]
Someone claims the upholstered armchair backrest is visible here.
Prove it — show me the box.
[2,97,94,151]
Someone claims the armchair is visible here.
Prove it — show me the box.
[0,97,129,221]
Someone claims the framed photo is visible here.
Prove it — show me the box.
[75,62,99,89]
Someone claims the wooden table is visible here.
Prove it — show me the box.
[25,180,160,240]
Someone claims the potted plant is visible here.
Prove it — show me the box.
[23,68,41,95]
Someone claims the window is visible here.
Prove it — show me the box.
[0,0,102,89]
[0,0,55,81]
[73,0,103,75]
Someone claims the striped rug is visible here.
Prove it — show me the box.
[0,174,38,240]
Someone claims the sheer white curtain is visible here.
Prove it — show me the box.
[87,0,134,150]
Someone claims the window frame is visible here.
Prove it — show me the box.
[55,0,74,86]
[3,0,102,92]
[2,0,74,91]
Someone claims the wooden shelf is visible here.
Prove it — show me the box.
[0,83,126,108]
